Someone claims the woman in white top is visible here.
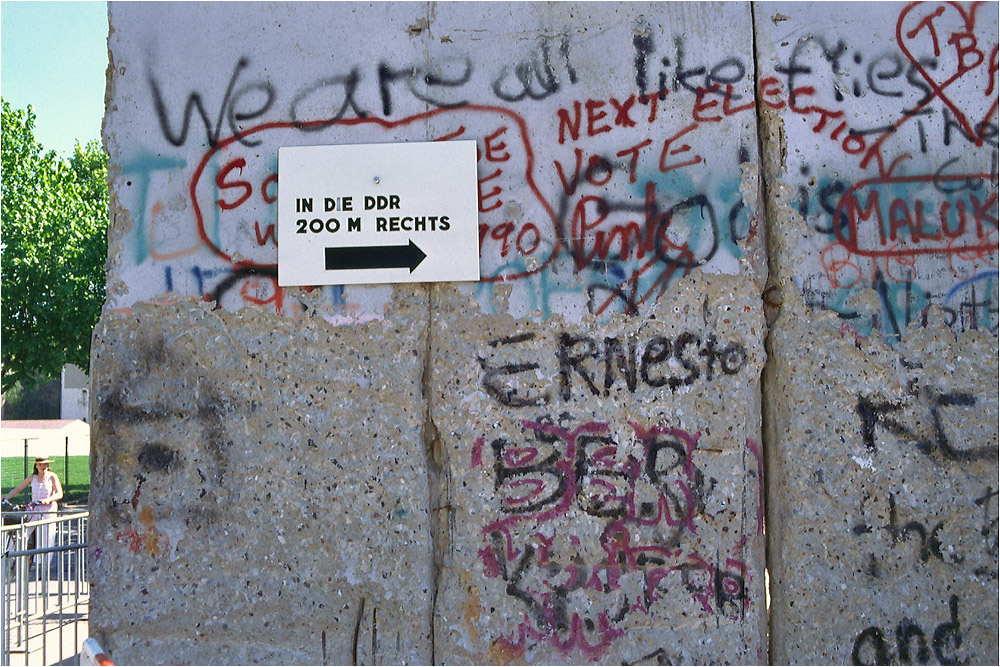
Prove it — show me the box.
[3,456,64,563]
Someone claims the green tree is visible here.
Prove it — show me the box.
[1,99,108,393]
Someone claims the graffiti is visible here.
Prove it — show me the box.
[790,173,996,342]
[148,36,750,148]
[973,487,999,577]
[854,493,952,566]
[896,2,999,144]
[471,418,759,656]
[760,0,999,343]
[115,505,169,558]
[475,420,713,527]
[493,35,577,103]
[122,13,760,322]
[856,386,995,462]
[851,595,965,665]
[147,39,579,149]
[833,173,997,258]
[767,1,999,174]
[111,102,566,317]
[121,4,997,329]
[478,329,748,407]
[632,32,750,100]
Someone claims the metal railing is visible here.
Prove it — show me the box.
[1,508,89,666]
[1,436,91,505]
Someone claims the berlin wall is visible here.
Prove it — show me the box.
[90,2,997,664]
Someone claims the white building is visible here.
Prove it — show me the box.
[60,364,90,422]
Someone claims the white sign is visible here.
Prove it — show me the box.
[277,141,479,286]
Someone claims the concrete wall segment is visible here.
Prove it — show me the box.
[430,273,767,664]
[754,0,998,342]
[755,2,998,664]
[89,297,434,664]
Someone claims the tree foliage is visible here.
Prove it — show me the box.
[1,99,108,393]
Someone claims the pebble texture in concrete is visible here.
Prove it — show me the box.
[91,2,996,664]
[89,297,433,664]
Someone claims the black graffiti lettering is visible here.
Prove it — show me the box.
[603,336,638,395]
[624,648,674,666]
[852,596,966,666]
[929,390,992,461]
[932,596,964,666]
[576,435,629,518]
[504,543,549,627]
[904,58,937,115]
[378,58,472,116]
[676,561,746,620]
[896,619,932,664]
[209,265,278,308]
[491,428,566,515]
[558,333,602,400]
[977,120,999,148]
[480,360,548,407]
[867,53,906,98]
[226,80,276,147]
[377,62,417,117]
[727,198,749,244]
[708,57,745,87]
[719,342,747,375]
[817,179,850,235]
[713,566,747,620]
[697,334,723,381]
[885,493,953,564]
[645,436,687,487]
[479,333,550,407]
[149,57,251,147]
[415,57,474,108]
[631,29,749,100]
[672,332,701,389]
[289,69,368,130]
[493,36,573,102]
[633,30,655,100]
[933,157,986,194]
[671,36,706,94]
[858,395,915,453]
[775,41,815,110]
[942,107,980,146]
[974,487,999,570]
[640,336,673,388]
[856,388,993,462]
[654,195,720,270]
[819,38,849,101]
[852,626,891,665]
[484,331,746,405]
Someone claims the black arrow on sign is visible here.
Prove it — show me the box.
[325,240,427,273]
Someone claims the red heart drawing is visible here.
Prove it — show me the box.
[896,1,999,143]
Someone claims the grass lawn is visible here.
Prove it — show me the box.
[2,456,90,504]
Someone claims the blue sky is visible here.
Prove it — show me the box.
[1,1,108,156]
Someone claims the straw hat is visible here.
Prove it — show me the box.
[34,456,53,465]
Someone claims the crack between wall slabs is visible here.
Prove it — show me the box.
[749,1,783,663]
[419,6,445,663]
[421,285,446,665]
